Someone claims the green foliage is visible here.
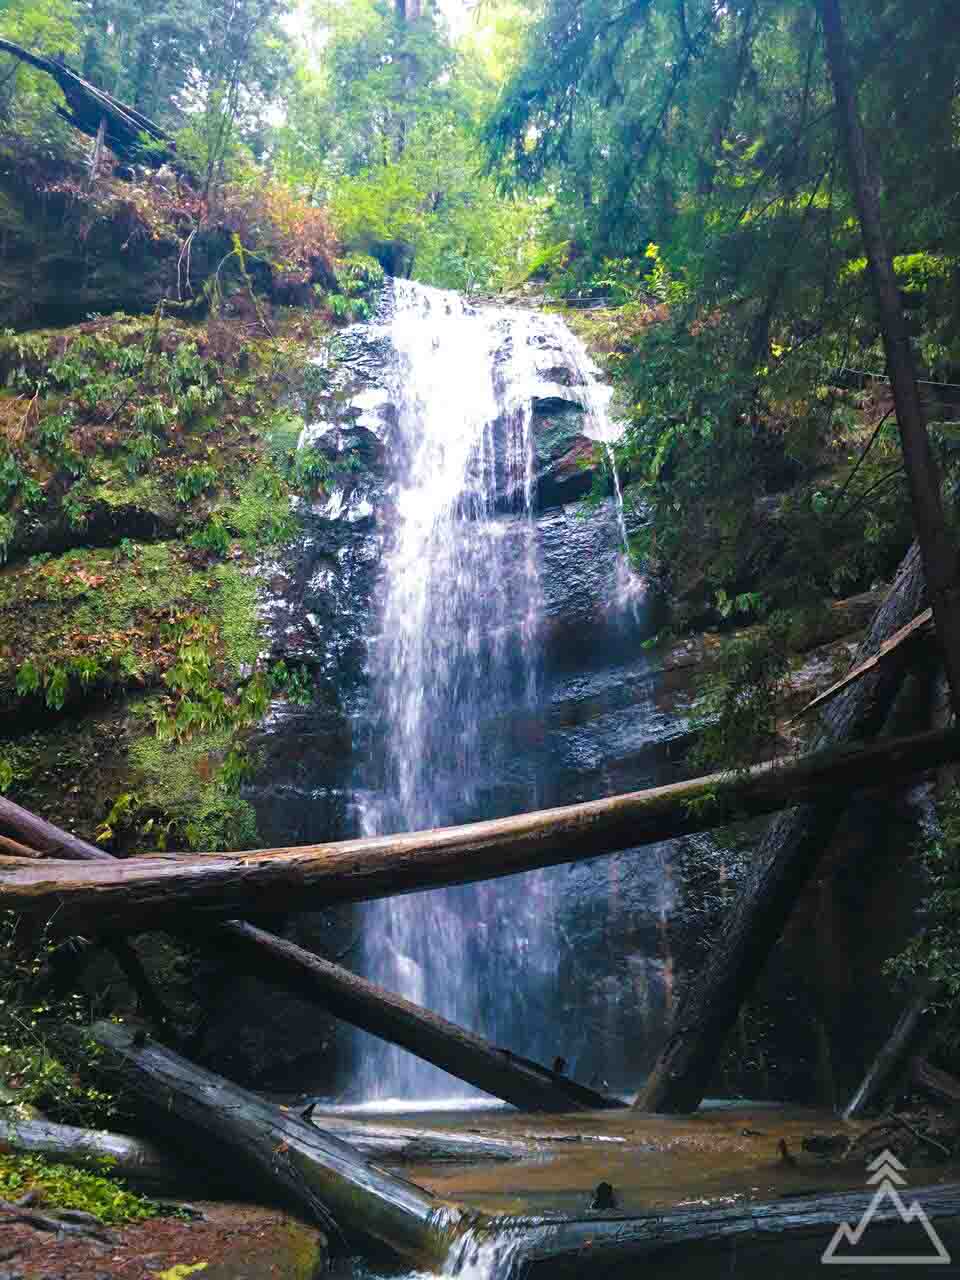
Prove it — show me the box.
[127,724,259,852]
[0,917,118,1128]
[225,463,297,549]
[0,1153,159,1225]
[690,615,793,775]
[175,461,218,504]
[888,787,960,1007]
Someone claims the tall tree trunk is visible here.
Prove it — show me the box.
[638,541,927,1112]
[819,0,960,717]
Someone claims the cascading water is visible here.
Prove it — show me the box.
[353,281,643,1103]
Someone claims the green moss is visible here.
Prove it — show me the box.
[0,1153,160,1225]
[128,722,258,852]
[0,542,210,704]
[214,563,262,673]
[224,463,297,549]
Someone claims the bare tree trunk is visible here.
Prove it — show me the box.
[819,0,960,716]
[638,542,927,1112]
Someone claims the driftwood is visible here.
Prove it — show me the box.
[639,541,928,1113]
[88,1022,474,1267]
[0,1114,529,1193]
[2,724,958,937]
[844,982,938,1120]
[0,39,175,166]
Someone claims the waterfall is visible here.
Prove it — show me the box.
[352,282,641,1103]
[355,282,553,1101]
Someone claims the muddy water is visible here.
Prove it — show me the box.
[319,1103,960,1277]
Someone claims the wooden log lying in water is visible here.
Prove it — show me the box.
[4,722,959,936]
[88,1022,472,1267]
[216,921,621,1112]
[639,541,928,1114]
[508,1182,960,1277]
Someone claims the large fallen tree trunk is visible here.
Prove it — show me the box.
[215,922,621,1112]
[507,1183,960,1278]
[2,721,958,936]
[639,541,927,1113]
[0,806,608,1114]
[0,795,111,862]
[88,1022,473,1267]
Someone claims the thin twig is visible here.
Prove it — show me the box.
[892,1113,952,1159]
[827,407,895,514]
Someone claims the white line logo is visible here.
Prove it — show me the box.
[822,1151,951,1265]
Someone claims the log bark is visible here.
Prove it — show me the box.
[87,1022,474,1267]
[843,982,938,1120]
[2,723,958,937]
[507,1183,960,1278]
[0,795,111,862]
[821,0,960,719]
[638,541,927,1113]
[215,921,622,1112]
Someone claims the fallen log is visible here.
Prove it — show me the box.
[0,1114,528,1192]
[639,540,927,1113]
[3,723,958,937]
[0,806,602,1116]
[788,606,933,725]
[0,39,176,166]
[0,1116,235,1196]
[0,795,110,862]
[844,982,938,1120]
[88,1022,474,1267]
[215,922,621,1112]
[507,1182,960,1277]
[0,833,42,858]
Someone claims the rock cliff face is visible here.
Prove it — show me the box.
[201,282,920,1104]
